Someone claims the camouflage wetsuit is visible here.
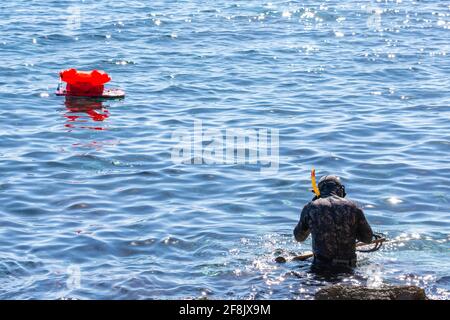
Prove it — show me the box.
[293,176,373,270]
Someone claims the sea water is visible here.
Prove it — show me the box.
[0,0,449,299]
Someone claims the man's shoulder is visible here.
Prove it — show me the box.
[310,196,360,208]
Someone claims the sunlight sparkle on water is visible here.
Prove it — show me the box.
[388,196,403,205]
[282,11,292,19]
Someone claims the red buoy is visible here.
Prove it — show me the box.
[56,69,125,98]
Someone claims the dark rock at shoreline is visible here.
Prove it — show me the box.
[315,285,428,300]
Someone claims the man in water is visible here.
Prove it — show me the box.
[293,175,374,272]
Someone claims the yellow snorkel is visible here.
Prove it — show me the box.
[311,168,320,197]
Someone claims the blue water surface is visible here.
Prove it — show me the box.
[0,0,449,299]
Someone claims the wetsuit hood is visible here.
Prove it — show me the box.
[318,175,346,198]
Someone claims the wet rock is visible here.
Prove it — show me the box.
[315,285,428,300]
[275,256,287,263]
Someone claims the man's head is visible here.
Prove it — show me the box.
[318,175,346,198]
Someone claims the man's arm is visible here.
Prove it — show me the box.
[355,207,373,243]
[293,204,311,242]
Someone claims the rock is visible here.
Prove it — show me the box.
[315,285,428,300]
